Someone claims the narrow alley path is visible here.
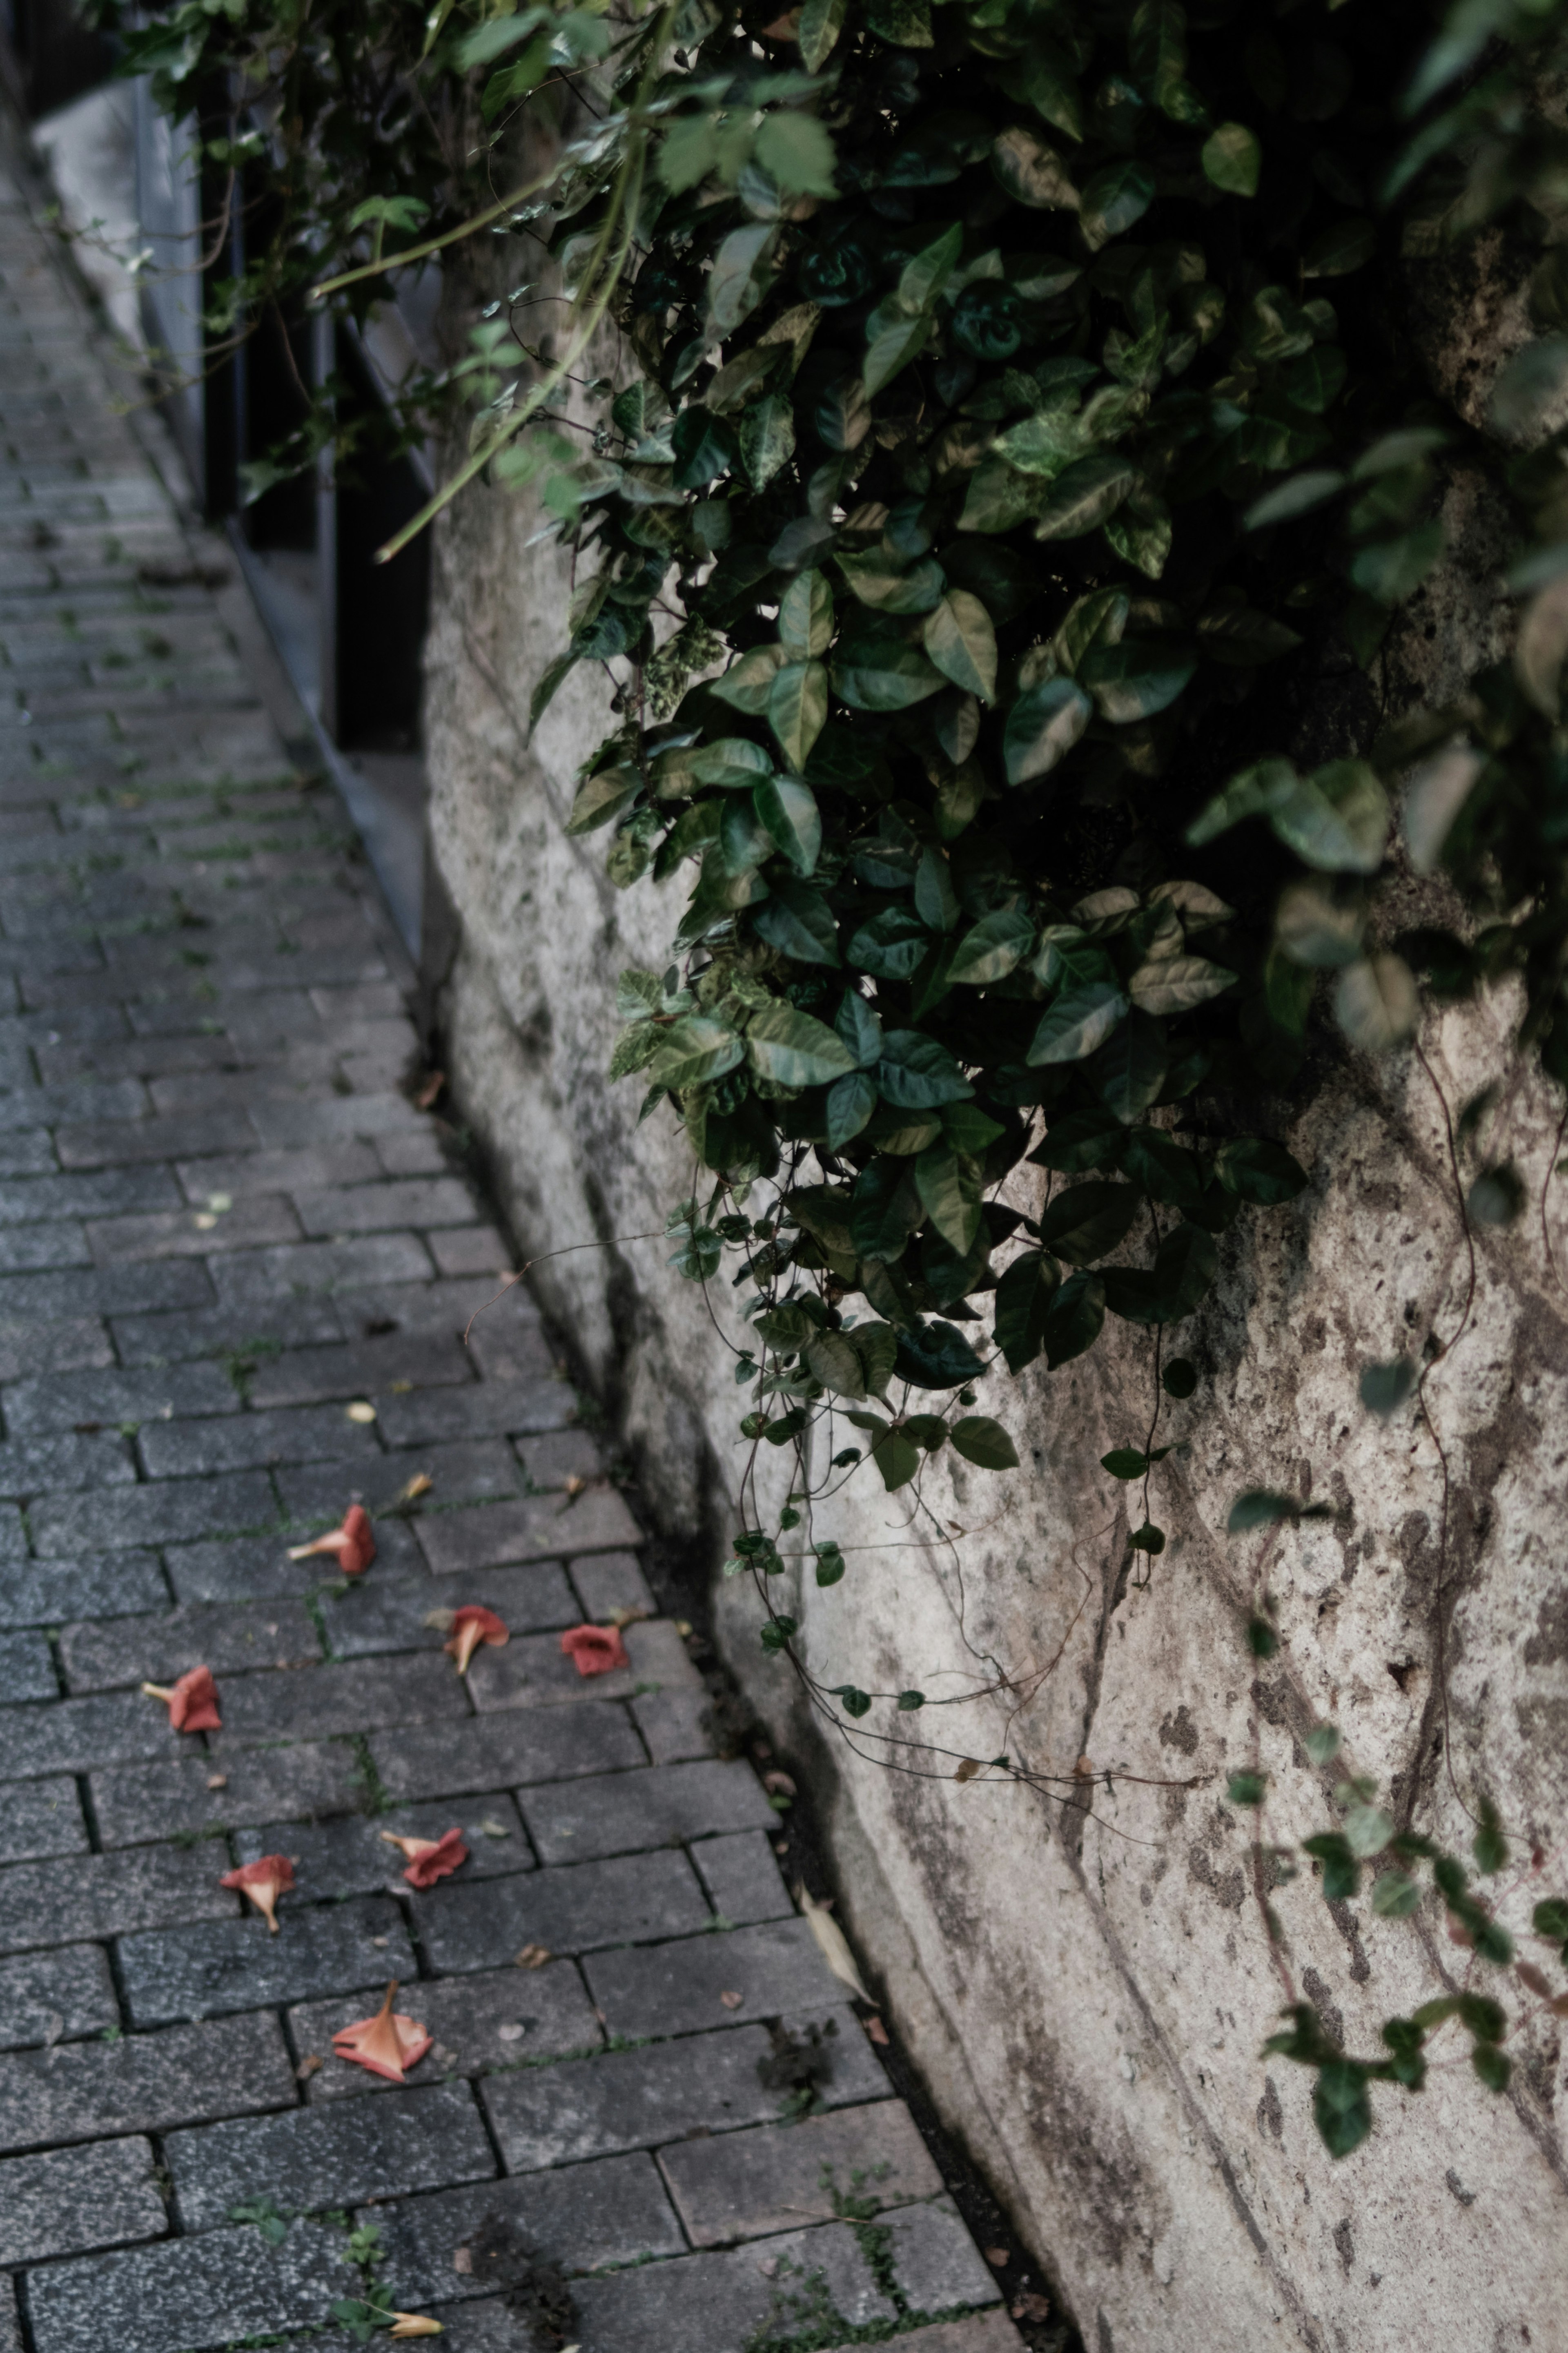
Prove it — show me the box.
[0,127,1022,2353]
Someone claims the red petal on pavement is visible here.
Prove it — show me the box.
[219,1854,296,1933]
[332,1981,433,2082]
[381,1827,469,1888]
[559,1623,629,1677]
[141,1665,222,1731]
[444,1606,509,1674]
[287,1502,376,1575]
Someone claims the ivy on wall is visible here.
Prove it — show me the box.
[107,0,1568,2163]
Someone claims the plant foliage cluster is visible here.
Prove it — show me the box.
[108,0,1568,2167]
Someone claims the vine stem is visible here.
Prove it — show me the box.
[1540,1095,1568,1287]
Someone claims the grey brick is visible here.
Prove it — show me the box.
[90,1735,366,1847]
[138,1398,383,1477]
[521,1758,774,1866]
[345,1276,543,1348]
[482,2006,887,2173]
[236,1793,532,1902]
[367,2152,684,2311]
[208,1233,435,1315]
[169,2079,495,2231]
[429,1225,510,1277]
[368,1705,644,1803]
[295,1177,477,1235]
[248,1091,422,1146]
[310,2301,535,2353]
[633,1681,715,1767]
[175,1141,384,1197]
[164,1517,425,1601]
[0,1426,136,1496]
[291,1957,599,2101]
[59,1596,321,1691]
[55,1107,254,1165]
[0,1257,212,1321]
[567,1550,655,1621]
[0,1126,57,1175]
[0,1688,185,1778]
[25,2217,356,2353]
[516,1424,606,1488]
[0,1547,169,1626]
[880,2197,1006,2316]
[0,1842,236,1954]
[659,2100,941,2247]
[111,1294,343,1363]
[0,1624,55,1698]
[85,1195,301,1264]
[280,1440,521,1523]
[209,1653,470,1747]
[375,1128,448,1175]
[0,2010,295,2150]
[0,1940,118,2047]
[118,1892,416,2027]
[247,1332,474,1408]
[31,1467,278,1552]
[417,1488,640,1574]
[0,1216,89,1269]
[693,1833,794,1927]
[0,1770,87,1861]
[376,1378,575,1448]
[320,1564,576,1657]
[464,1319,559,1385]
[568,2217,895,2353]
[0,2134,164,2265]
[586,1918,844,2040]
[0,1356,240,1433]
[0,1313,113,1382]
[826,2320,1025,2353]
[467,1625,635,1712]
[0,1075,147,1128]
[414,1849,709,1974]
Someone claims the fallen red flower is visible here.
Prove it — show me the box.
[140,1664,222,1731]
[287,1502,376,1575]
[380,1827,469,1888]
[559,1623,629,1677]
[220,1854,296,1934]
[444,1606,509,1675]
[332,1981,432,2083]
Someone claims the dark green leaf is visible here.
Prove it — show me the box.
[897,1688,925,1710]
[831,1680,872,1713]
[1201,121,1261,196]
[950,1414,1019,1469]
[1079,638,1196,723]
[991,125,1079,210]
[851,1159,920,1261]
[915,1142,983,1254]
[671,406,739,490]
[826,1071,877,1149]
[894,1320,988,1388]
[1313,2059,1373,2158]
[754,772,823,874]
[1227,1771,1267,1807]
[1129,1521,1166,1554]
[649,1016,744,1093]
[1303,1832,1360,1902]
[1215,1138,1310,1204]
[848,906,931,979]
[745,1000,854,1089]
[833,620,945,710]
[1033,455,1137,542]
[1030,1107,1125,1171]
[1003,676,1094,784]
[1162,1356,1198,1399]
[1088,1010,1167,1124]
[752,879,840,966]
[1472,2043,1512,2093]
[1078,158,1156,250]
[876,1030,975,1108]
[948,909,1036,985]
[1227,1488,1301,1533]
[1043,1269,1105,1366]
[1027,981,1129,1066]
[1359,1358,1416,1417]
[1037,1181,1141,1266]
[923,592,998,703]
[993,1248,1062,1373]
[1101,1447,1149,1479]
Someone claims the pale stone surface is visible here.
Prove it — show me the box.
[423,456,1568,2350]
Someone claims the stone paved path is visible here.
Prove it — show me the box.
[0,138,1023,2353]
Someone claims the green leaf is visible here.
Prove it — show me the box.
[752,879,840,966]
[708,223,780,336]
[1532,1897,1568,1951]
[1344,1802,1395,1859]
[948,909,1036,986]
[835,990,883,1067]
[744,1000,854,1089]
[671,406,739,490]
[993,1248,1062,1373]
[796,0,846,66]
[836,548,945,613]
[1227,1771,1267,1807]
[754,109,838,198]
[1043,1269,1105,1366]
[923,592,998,703]
[1079,638,1196,723]
[780,571,834,658]
[864,313,932,397]
[833,621,945,711]
[1088,1010,1167,1124]
[872,1425,923,1489]
[876,1030,974,1108]
[950,1415,1019,1469]
[528,647,579,735]
[1029,1110,1123,1175]
[915,1142,983,1254]
[1304,1724,1341,1766]
[1129,1520,1166,1555]
[1371,1868,1421,1919]
[1303,1832,1359,1903]
[1472,2043,1511,2094]
[1215,1138,1309,1204]
[1197,606,1303,667]
[804,1327,867,1398]
[848,906,931,979]
[1334,955,1417,1052]
[1036,1181,1142,1266]
[1102,1447,1149,1479]
[851,1160,920,1261]
[1201,121,1261,196]
[864,0,931,44]
[766,664,830,776]
[1473,1797,1507,1876]
[1273,760,1391,873]
[738,395,796,490]
[712,644,788,714]
[1244,470,1346,530]
[566,767,637,836]
[760,1614,798,1653]
[897,1688,926,1710]
[1302,216,1376,278]
[815,1543,846,1586]
[1127,955,1235,1017]
[848,1319,898,1395]
[1033,456,1137,541]
[1313,2060,1373,2159]
[826,1070,877,1148]
[649,1016,744,1092]
[1003,677,1093,785]
[1028,981,1129,1066]
[893,1319,987,1388]
[1078,159,1156,251]
[1348,520,1444,606]
[990,125,1079,210]
[692,738,775,790]
[1162,1357,1197,1399]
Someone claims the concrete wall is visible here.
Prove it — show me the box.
[421,468,1568,2352]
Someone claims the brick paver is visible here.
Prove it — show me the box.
[0,129,1019,2353]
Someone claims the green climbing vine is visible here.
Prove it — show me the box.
[104,0,1568,2164]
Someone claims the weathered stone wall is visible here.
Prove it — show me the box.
[421,472,1568,2352]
